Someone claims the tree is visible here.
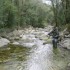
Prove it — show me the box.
[3,0,17,28]
[49,0,70,30]
[0,0,54,28]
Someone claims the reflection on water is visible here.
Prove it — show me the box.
[0,40,70,70]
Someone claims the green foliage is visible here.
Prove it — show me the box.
[66,24,70,32]
[0,0,70,29]
[0,0,4,28]
[50,0,70,31]
[3,0,18,28]
[0,0,51,28]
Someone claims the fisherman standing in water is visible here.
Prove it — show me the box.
[48,26,60,48]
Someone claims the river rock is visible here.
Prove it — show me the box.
[21,35,27,40]
[67,63,70,70]
[0,38,10,47]
[68,63,70,67]
[21,43,35,48]
[61,39,70,49]
[12,41,20,45]
[14,37,20,40]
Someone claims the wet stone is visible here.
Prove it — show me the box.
[0,38,10,47]
[68,63,70,67]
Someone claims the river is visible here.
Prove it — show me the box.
[0,27,70,70]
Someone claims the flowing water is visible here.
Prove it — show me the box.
[0,30,70,70]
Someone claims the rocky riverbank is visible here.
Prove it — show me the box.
[0,25,70,70]
[0,25,52,48]
[0,25,70,50]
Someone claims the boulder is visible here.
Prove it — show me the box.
[12,41,19,45]
[61,39,70,49]
[67,63,70,70]
[68,63,70,67]
[21,43,35,48]
[0,38,10,47]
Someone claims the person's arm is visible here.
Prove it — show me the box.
[48,30,53,36]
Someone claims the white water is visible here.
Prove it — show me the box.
[25,38,53,70]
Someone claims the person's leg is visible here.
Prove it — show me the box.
[52,39,57,48]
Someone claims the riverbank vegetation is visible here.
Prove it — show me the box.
[0,0,51,29]
[0,0,70,32]
[50,0,70,32]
